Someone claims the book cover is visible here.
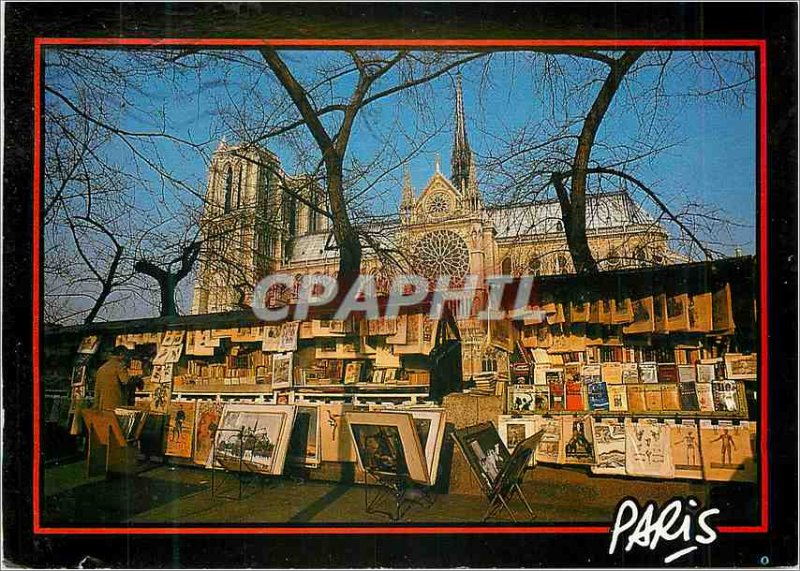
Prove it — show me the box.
[622,362,640,384]
[626,385,648,413]
[607,384,629,412]
[660,384,681,411]
[696,383,716,412]
[565,379,585,411]
[657,363,679,383]
[644,384,663,411]
[548,379,565,411]
[712,380,739,412]
[639,362,658,383]
[587,380,610,411]
[679,381,700,411]
[600,362,623,384]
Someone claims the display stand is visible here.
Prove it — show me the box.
[453,425,544,522]
[362,468,433,521]
[81,409,140,478]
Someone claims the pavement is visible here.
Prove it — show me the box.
[41,460,758,527]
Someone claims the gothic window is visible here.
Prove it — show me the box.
[607,246,621,269]
[236,167,243,209]
[426,192,451,218]
[634,246,648,264]
[527,256,542,276]
[413,230,470,285]
[223,165,233,213]
[501,257,512,275]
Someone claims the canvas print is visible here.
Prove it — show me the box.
[213,404,297,476]
[590,419,627,476]
[193,400,223,466]
[699,420,757,483]
[666,420,703,480]
[165,400,197,458]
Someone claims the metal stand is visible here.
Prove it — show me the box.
[363,469,434,521]
[482,482,535,523]
[210,427,269,500]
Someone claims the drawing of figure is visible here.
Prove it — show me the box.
[673,430,698,465]
[565,420,593,457]
[711,428,736,465]
[171,408,186,441]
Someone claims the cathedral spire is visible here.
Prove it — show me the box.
[451,73,472,193]
[400,163,416,224]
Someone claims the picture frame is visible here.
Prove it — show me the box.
[343,361,364,385]
[724,353,757,380]
[76,335,100,355]
[346,411,429,484]
[212,404,297,476]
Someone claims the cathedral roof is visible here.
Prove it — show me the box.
[489,191,661,240]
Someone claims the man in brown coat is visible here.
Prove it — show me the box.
[94,346,133,411]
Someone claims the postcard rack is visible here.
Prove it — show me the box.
[362,468,434,521]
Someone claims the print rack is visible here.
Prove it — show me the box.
[362,468,434,522]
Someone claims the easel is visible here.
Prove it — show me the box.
[362,468,434,521]
[81,409,140,478]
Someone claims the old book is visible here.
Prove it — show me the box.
[695,383,716,412]
[548,378,565,411]
[607,384,629,412]
[581,364,601,385]
[622,363,640,384]
[679,381,700,411]
[565,379,585,411]
[587,380,610,411]
[657,363,679,383]
[627,385,648,413]
[639,362,658,384]
[712,380,739,412]
[601,362,623,384]
[660,384,681,411]
[677,364,697,383]
[644,385,663,411]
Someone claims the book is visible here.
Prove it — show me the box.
[696,383,716,412]
[696,363,717,384]
[677,364,697,383]
[679,382,700,411]
[712,380,739,412]
[607,384,629,411]
[581,364,601,385]
[639,362,658,384]
[587,380,610,411]
[622,363,640,384]
[601,362,623,384]
[657,363,679,383]
[627,385,648,413]
[548,379,565,411]
[644,384,663,411]
[565,379,585,411]
[660,384,681,411]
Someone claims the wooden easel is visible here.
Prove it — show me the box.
[81,409,139,478]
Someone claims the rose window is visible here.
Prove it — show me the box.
[426,192,450,218]
[413,230,470,285]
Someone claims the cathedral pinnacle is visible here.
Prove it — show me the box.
[451,73,472,193]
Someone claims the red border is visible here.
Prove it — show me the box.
[31,37,769,535]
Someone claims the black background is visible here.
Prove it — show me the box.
[3,2,797,568]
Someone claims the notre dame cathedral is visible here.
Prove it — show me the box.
[191,79,679,315]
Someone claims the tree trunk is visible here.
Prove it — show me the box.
[325,156,362,286]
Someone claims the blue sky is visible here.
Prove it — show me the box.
[44,48,757,320]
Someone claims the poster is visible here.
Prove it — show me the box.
[165,400,197,458]
[562,415,595,465]
[533,415,564,465]
[194,401,223,467]
[624,419,675,479]
[666,420,703,480]
[591,419,627,476]
[699,420,757,483]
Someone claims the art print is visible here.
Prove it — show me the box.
[165,400,197,458]
[271,352,294,389]
[590,419,626,476]
[699,420,757,483]
[194,400,223,466]
[625,419,674,479]
[666,420,703,480]
[562,415,595,465]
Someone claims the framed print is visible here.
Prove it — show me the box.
[653,292,669,333]
[712,283,735,332]
[76,335,100,355]
[688,292,713,332]
[725,352,757,380]
[346,411,428,484]
[271,352,294,390]
[212,404,297,476]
